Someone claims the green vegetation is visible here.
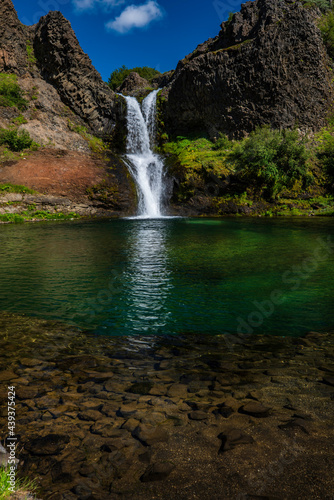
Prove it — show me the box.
[316,125,334,184]
[0,183,36,194]
[0,73,28,110]
[230,127,311,200]
[12,114,28,125]
[0,466,38,498]
[163,135,234,201]
[107,65,161,91]
[162,124,334,215]
[303,0,332,12]
[86,181,119,204]
[318,6,334,58]
[226,12,234,26]
[68,121,107,155]
[26,40,37,67]
[0,209,80,223]
[0,128,39,152]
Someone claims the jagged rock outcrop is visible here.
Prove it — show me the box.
[33,11,122,135]
[163,0,334,138]
[0,0,31,74]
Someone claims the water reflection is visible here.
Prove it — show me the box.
[122,220,173,335]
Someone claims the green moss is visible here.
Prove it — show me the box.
[0,183,36,194]
[68,121,107,156]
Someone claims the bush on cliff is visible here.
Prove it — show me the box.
[229,127,311,200]
[319,7,334,59]
[303,0,332,12]
[316,127,334,186]
[0,128,38,152]
[108,65,160,90]
[0,73,28,110]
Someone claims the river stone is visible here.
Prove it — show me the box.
[25,434,70,456]
[0,369,19,381]
[238,402,271,418]
[322,376,334,387]
[167,383,188,399]
[132,424,169,446]
[122,418,140,433]
[278,418,311,434]
[149,384,167,396]
[78,410,102,422]
[188,411,209,420]
[127,382,154,395]
[140,462,175,482]
[218,429,254,453]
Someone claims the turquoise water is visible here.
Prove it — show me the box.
[0,217,333,337]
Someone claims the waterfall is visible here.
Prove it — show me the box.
[123,90,165,218]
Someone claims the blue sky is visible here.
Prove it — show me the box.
[12,0,243,82]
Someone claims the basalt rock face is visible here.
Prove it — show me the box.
[34,11,121,136]
[163,0,334,139]
[0,0,31,74]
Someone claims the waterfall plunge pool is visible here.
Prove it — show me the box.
[0,216,333,339]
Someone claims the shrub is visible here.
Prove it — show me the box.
[108,65,161,91]
[12,114,28,125]
[0,128,36,151]
[0,73,28,110]
[303,0,332,12]
[316,127,334,185]
[318,7,334,58]
[229,126,311,199]
[212,133,233,150]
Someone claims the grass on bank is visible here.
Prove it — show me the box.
[0,208,80,223]
[0,465,38,499]
[0,183,36,194]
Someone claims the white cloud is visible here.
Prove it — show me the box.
[73,0,126,11]
[106,1,163,34]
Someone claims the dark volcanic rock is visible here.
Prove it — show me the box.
[0,0,30,74]
[33,11,122,135]
[163,0,333,138]
[118,71,150,96]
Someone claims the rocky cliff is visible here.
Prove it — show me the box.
[162,0,334,139]
[0,0,133,218]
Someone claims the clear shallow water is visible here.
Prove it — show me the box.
[0,217,333,337]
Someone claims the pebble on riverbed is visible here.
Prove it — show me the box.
[0,312,333,499]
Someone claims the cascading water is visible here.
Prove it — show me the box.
[123,90,165,218]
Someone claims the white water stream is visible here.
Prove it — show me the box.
[123,90,165,218]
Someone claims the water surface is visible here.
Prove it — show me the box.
[0,217,333,337]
